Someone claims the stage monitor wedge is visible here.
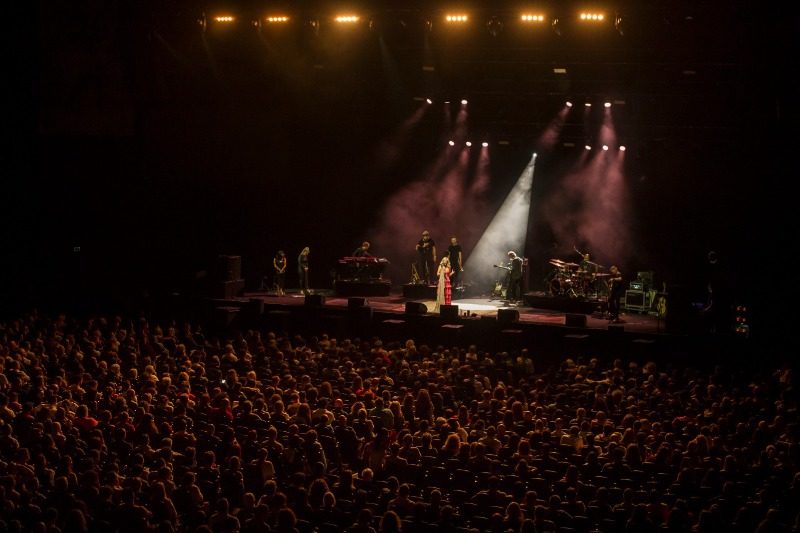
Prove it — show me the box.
[405,301,428,314]
[565,313,587,327]
[440,304,459,320]
[305,294,325,306]
[498,308,520,323]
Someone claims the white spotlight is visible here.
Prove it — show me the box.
[584,102,592,107]
[619,145,627,151]
[584,145,592,150]
[566,101,573,107]
[465,141,473,147]
[482,141,489,147]
[461,99,468,105]
[426,98,433,104]
[604,102,612,108]
[448,140,455,146]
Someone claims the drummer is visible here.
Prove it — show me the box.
[579,252,596,274]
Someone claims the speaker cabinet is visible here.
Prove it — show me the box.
[405,301,428,314]
[217,255,242,282]
[440,304,459,320]
[565,313,587,327]
[348,297,366,309]
[497,308,520,323]
[304,294,325,306]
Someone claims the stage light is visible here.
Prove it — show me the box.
[604,102,612,108]
[461,99,468,105]
[602,145,609,151]
[566,101,573,107]
[466,141,473,147]
[619,145,627,151]
[482,142,489,147]
[520,13,546,23]
[579,12,606,22]
[335,15,360,23]
[448,140,456,146]
[265,16,289,24]
[584,102,592,107]
[585,145,592,150]
[553,68,567,74]
[426,98,433,104]
[445,14,469,23]
[214,15,235,23]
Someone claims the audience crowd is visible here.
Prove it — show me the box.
[0,310,797,532]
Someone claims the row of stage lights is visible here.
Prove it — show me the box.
[421,97,621,109]
[205,10,618,33]
[446,140,627,150]
[424,98,627,150]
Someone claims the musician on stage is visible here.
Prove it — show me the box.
[415,230,437,285]
[607,265,625,323]
[298,246,311,295]
[352,241,373,258]
[506,251,524,303]
[447,237,464,289]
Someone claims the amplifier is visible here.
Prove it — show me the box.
[630,281,644,291]
[624,289,647,312]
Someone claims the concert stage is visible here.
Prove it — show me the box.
[190,285,745,363]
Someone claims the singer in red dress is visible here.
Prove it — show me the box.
[435,256,452,312]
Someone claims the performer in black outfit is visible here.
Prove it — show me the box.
[447,237,464,289]
[351,241,374,281]
[607,265,625,322]
[352,241,373,257]
[298,247,310,295]
[506,250,524,303]
[273,250,287,296]
[415,230,436,285]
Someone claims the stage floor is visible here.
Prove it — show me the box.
[243,288,667,335]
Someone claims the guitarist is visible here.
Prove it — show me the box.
[607,265,625,323]
[505,251,524,303]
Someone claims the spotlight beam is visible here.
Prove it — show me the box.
[464,153,537,291]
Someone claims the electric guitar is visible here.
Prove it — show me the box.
[493,264,512,271]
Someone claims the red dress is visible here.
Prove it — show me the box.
[444,267,452,304]
[437,266,452,309]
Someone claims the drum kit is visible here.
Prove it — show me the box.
[547,258,610,299]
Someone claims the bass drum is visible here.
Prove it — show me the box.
[549,277,567,295]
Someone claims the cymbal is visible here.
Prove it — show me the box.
[563,262,579,267]
[594,273,610,277]
[549,258,565,265]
